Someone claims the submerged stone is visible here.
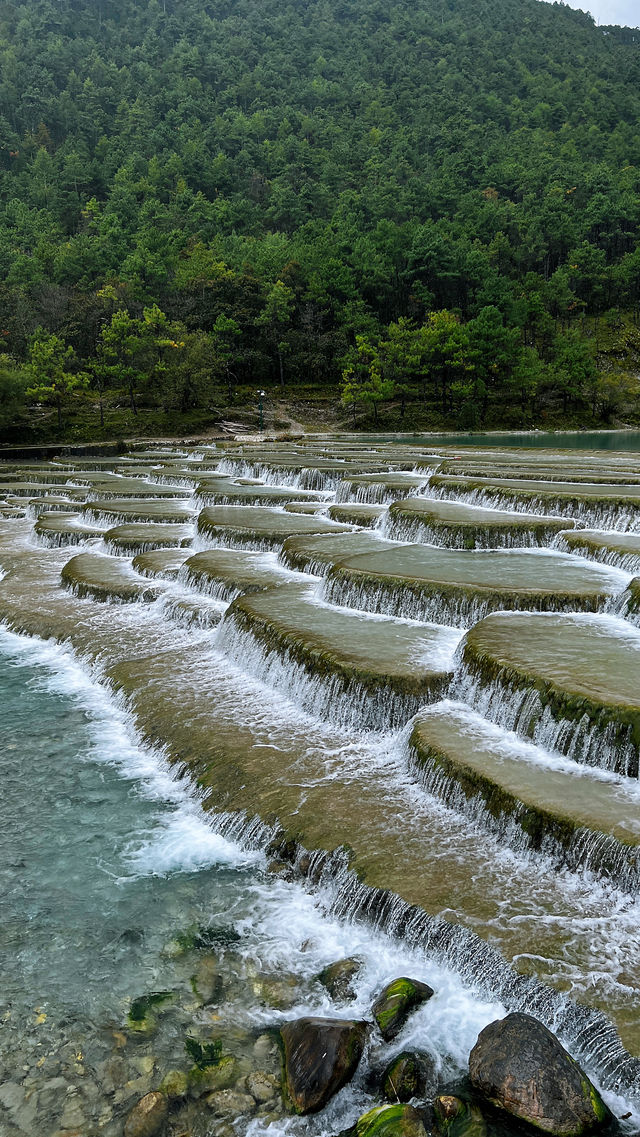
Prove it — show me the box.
[157,1069,188,1099]
[127,991,175,1036]
[372,977,434,1041]
[433,1095,487,1137]
[468,1013,612,1135]
[187,1056,238,1098]
[279,1016,368,1114]
[123,1090,168,1137]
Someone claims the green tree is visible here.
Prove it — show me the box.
[25,330,87,428]
[257,280,295,387]
[341,336,395,426]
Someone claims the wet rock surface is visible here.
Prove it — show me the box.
[372,977,435,1041]
[469,1013,612,1135]
[382,1051,437,1103]
[280,1016,369,1114]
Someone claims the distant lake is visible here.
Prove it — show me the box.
[361,431,640,452]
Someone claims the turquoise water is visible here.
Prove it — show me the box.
[0,628,512,1136]
[334,431,640,451]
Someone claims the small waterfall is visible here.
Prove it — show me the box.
[553,534,640,575]
[196,531,284,553]
[215,458,339,491]
[155,591,225,629]
[427,485,640,533]
[177,562,243,603]
[323,571,607,628]
[403,729,639,893]
[453,669,639,779]
[210,811,640,1105]
[606,585,640,628]
[379,511,542,549]
[215,609,439,731]
[33,527,92,549]
[102,538,192,558]
[336,481,405,505]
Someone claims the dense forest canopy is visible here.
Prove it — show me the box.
[0,0,640,435]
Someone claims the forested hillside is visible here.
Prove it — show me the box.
[1,0,640,437]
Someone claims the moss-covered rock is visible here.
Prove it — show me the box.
[157,1069,188,1099]
[382,1051,436,1103]
[126,991,174,1036]
[356,1103,429,1137]
[317,957,363,1003]
[187,1055,238,1098]
[372,977,434,1041]
[433,1095,487,1137]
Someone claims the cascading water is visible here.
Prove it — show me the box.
[426,483,640,532]
[453,666,640,779]
[2,442,640,1135]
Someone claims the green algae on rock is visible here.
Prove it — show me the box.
[372,977,434,1041]
[382,1051,436,1104]
[433,1096,487,1137]
[356,1103,429,1137]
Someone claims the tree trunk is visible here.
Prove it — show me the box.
[129,380,137,415]
[57,397,62,429]
[278,347,284,388]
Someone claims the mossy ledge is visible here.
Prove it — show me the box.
[384,501,573,550]
[322,566,609,630]
[60,552,162,604]
[217,597,452,731]
[459,628,640,779]
[407,715,640,893]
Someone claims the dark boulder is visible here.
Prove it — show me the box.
[280,1016,368,1115]
[372,978,434,1042]
[356,1103,429,1137]
[434,1095,487,1137]
[317,957,364,1002]
[382,1051,437,1103]
[469,1013,612,1135]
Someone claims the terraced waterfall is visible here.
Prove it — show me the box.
[0,438,639,1136]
